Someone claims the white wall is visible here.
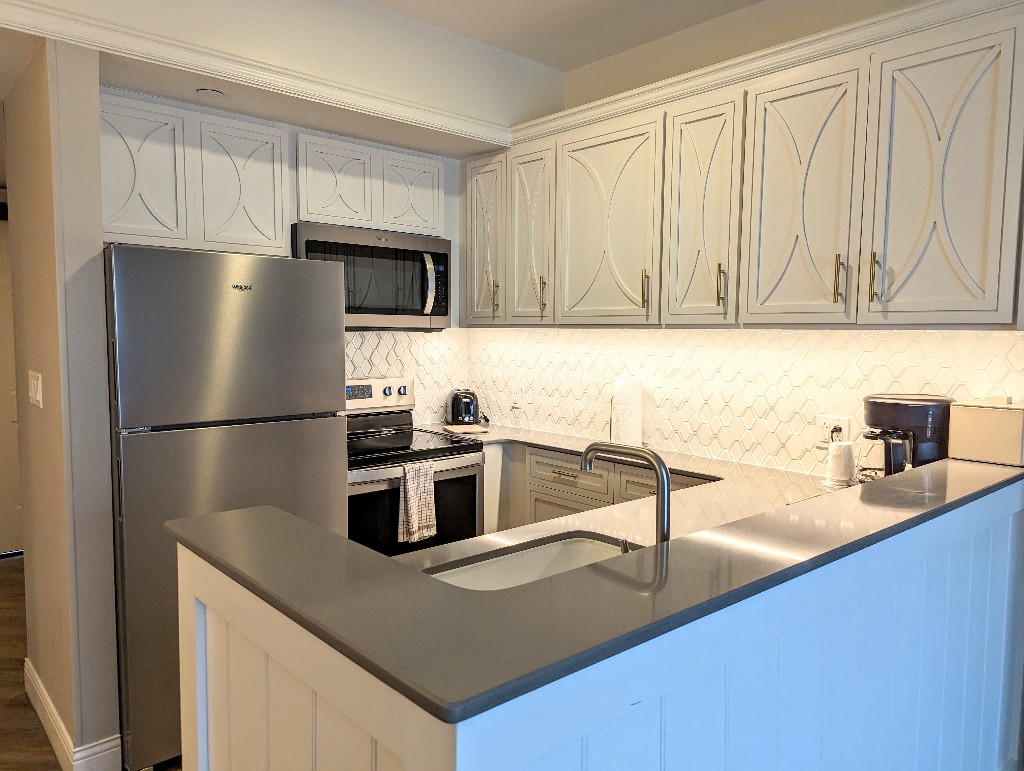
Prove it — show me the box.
[3,0,565,131]
[563,0,922,107]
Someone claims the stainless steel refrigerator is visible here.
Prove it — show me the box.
[105,245,348,770]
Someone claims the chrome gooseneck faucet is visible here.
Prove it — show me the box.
[580,442,671,543]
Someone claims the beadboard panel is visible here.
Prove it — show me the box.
[456,486,1024,770]
[179,547,455,771]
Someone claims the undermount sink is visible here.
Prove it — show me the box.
[425,531,638,591]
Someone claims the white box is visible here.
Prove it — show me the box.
[948,402,1024,466]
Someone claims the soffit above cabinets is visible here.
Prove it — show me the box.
[0,27,42,101]
[98,53,505,160]
[360,0,763,71]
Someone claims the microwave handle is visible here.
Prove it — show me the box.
[423,252,436,315]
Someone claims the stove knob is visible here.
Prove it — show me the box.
[398,386,408,396]
[383,386,393,397]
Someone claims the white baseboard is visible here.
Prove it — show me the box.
[23,658,122,771]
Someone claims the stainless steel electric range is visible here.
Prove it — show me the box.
[345,377,484,556]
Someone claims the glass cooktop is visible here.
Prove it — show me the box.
[347,427,483,470]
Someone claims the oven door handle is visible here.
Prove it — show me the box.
[423,252,436,315]
[348,478,402,495]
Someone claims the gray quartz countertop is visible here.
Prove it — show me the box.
[165,455,1024,724]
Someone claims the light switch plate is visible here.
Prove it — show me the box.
[28,370,42,409]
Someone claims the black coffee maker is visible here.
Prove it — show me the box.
[862,394,954,476]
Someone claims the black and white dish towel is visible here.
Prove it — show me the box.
[399,461,436,542]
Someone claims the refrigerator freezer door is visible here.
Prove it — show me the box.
[114,416,347,770]
[108,245,346,429]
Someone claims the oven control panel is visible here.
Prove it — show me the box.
[345,377,415,413]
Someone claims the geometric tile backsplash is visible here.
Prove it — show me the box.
[348,326,1024,475]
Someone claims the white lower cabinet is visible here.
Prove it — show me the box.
[740,57,867,324]
[859,21,1023,323]
[556,112,664,324]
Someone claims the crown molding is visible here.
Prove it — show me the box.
[0,0,511,148]
[513,0,1023,142]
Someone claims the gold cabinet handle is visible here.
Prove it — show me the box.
[716,263,726,307]
[538,276,547,314]
[552,468,578,480]
[641,269,649,309]
[491,280,500,312]
[833,254,845,304]
[869,252,881,301]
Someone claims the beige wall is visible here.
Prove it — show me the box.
[6,38,75,735]
[6,39,117,747]
[15,0,565,128]
[563,0,922,107]
[0,219,22,553]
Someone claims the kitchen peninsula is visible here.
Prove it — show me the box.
[168,454,1024,770]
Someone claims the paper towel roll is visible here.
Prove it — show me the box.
[610,378,643,446]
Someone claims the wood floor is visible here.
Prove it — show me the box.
[0,556,61,771]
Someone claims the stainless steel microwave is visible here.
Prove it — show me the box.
[292,222,450,330]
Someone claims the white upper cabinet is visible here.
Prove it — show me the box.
[297,136,374,226]
[860,22,1022,323]
[101,94,290,256]
[740,57,867,324]
[465,153,506,323]
[556,112,664,324]
[507,140,555,323]
[381,151,443,235]
[198,116,288,255]
[101,96,190,245]
[297,134,444,237]
[662,92,744,324]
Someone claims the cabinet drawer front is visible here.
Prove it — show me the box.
[527,447,613,501]
[529,488,608,523]
[616,467,706,502]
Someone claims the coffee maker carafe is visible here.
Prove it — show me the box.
[860,394,954,477]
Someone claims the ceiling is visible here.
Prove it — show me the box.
[361,0,765,71]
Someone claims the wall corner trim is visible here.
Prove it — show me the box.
[24,658,122,771]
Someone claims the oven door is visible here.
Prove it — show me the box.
[346,453,483,556]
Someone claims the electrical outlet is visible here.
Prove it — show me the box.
[28,370,43,409]
[510,386,522,407]
[815,414,850,448]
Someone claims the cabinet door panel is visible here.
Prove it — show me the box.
[529,488,594,523]
[557,116,663,323]
[862,27,1019,322]
[507,142,555,322]
[297,134,374,226]
[465,154,506,323]
[199,118,287,255]
[382,152,443,236]
[100,97,189,244]
[741,64,865,323]
[664,95,744,323]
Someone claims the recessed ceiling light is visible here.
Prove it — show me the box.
[195,87,225,97]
